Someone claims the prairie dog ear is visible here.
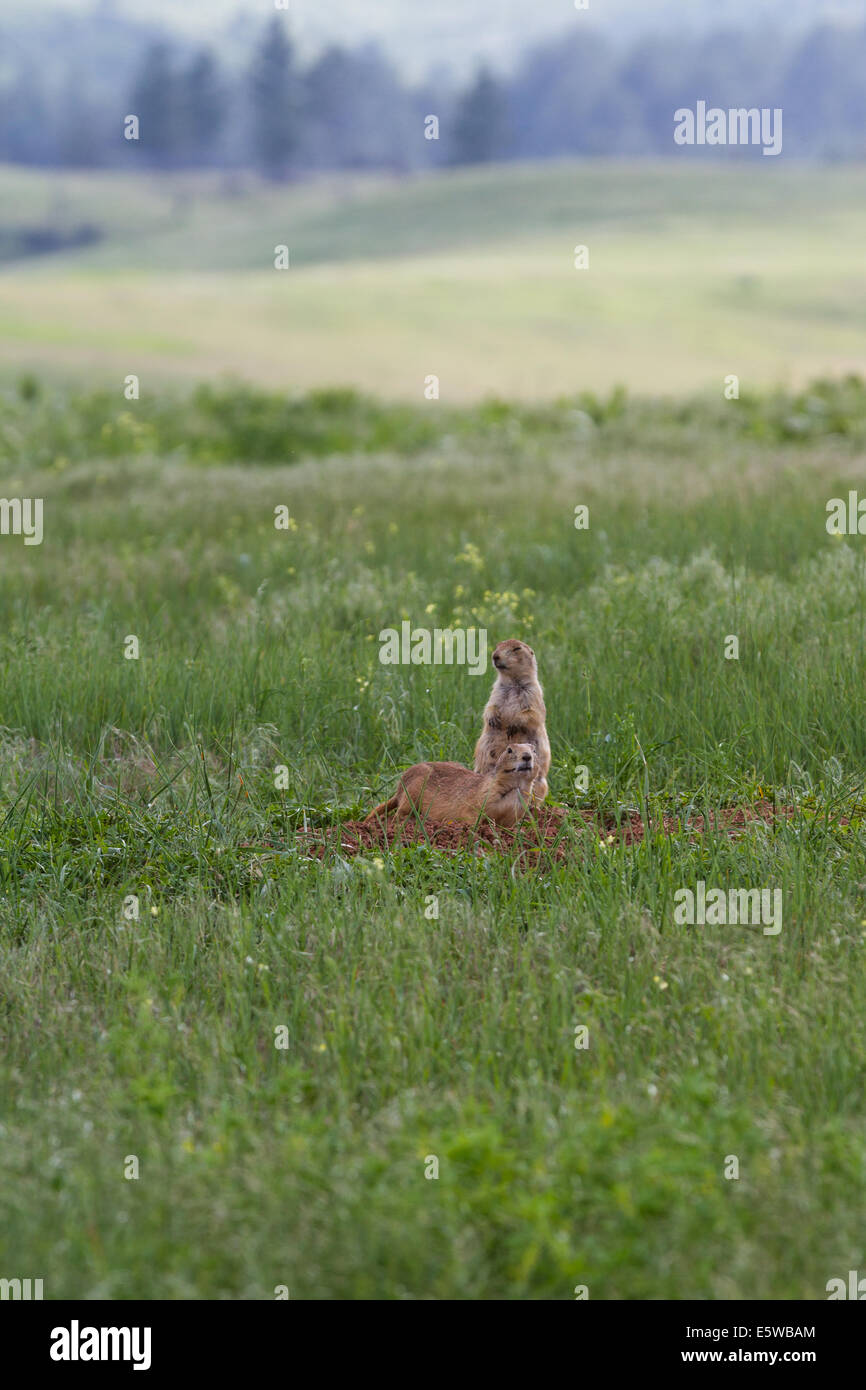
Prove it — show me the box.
[527,646,535,658]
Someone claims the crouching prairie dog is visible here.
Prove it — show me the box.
[473,638,551,803]
[364,744,536,829]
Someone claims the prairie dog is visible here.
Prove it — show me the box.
[364,744,536,829]
[473,638,550,802]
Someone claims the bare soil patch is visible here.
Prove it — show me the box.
[293,799,805,864]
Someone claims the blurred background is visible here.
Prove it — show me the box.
[1,0,865,397]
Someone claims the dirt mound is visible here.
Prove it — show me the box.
[293,799,802,864]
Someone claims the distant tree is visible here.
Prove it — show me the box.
[247,17,299,180]
[57,75,107,168]
[3,8,866,175]
[0,66,54,165]
[130,42,180,167]
[508,32,618,157]
[303,46,359,167]
[303,43,414,172]
[181,48,226,165]
[616,37,691,154]
[783,23,866,158]
[451,66,509,165]
[411,73,453,169]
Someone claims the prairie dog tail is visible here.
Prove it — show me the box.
[363,792,400,825]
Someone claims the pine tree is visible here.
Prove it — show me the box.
[182,49,226,166]
[130,42,179,167]
[451,66,509,165]
[248,18,299,180]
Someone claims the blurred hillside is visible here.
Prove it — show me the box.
[1,160,864,399]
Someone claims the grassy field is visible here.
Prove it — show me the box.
[2,160,866,397]
[2,376,866,1298]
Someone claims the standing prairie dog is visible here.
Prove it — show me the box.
[473,639,550,803]
[364,745,536,829]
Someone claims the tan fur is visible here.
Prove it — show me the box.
[364,745,536,829]
[473,638,550,803]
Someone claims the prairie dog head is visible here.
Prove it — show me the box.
[494,743,535,777]
[491,639,537,683]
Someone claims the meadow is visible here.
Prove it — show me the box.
[2,160,866,397]
[2,370,866,1299]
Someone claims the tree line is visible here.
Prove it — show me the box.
[1,15,865,173]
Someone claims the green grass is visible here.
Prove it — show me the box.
[4,161,858,270]
[5,373,866,471]
[2,160,866,396]
[2,379,866,1298]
